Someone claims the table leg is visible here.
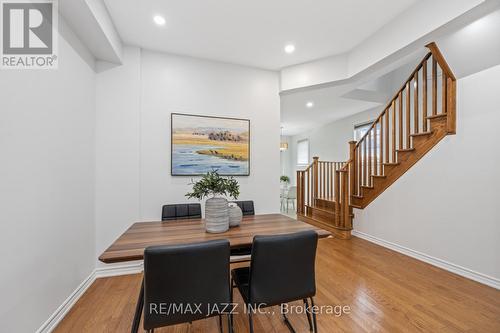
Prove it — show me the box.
[131,277,144,333]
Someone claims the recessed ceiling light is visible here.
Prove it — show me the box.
[284,44,295,54]
[153,15,166,26]
[306,101,314,108]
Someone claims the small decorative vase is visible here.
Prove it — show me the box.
[205,197,229,233]
[228,203,242,227]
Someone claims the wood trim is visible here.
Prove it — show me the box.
[426,42,456,80]
[298,214,351,239]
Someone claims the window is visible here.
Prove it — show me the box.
[354,120,380,159]
[354,121,373,142]
[297,139,309,165]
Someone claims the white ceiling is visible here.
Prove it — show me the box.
[103,0,417,70]
[280,57,420,135]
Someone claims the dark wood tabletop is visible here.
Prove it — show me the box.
[99,213,331,263]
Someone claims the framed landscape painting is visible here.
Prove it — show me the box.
[171,113,250,176]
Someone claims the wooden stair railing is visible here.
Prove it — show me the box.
[296,43,457,239]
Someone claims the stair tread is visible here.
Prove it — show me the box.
[427,113,447,119]
[350,204,362,209]
[383,162,400,166]
[361,185,374,189]
[372,175,386,178]
[351,194,364,199]
[397,148,415,152]
[411,131,433,137]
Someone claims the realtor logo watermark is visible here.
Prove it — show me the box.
[1,0,58,69]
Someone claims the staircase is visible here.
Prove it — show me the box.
[296,43,456,239]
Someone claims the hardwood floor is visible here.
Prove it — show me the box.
[55,237,500,332]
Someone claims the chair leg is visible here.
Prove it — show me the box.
[227,313,233,333]
[130,277,144,333]
[230,277,235,331]
[218,315,223,333]
[248,309,254,333]
[304,299,313,332]
[281,304,296,333]
[310,297,318,333]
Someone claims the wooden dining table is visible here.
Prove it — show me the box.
[99,213,332,332]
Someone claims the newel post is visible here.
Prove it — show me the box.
[348,141,357,199]
[312,156,319,201]
[296,170,302,214]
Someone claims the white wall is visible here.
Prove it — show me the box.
[354,64,500,286]
[95,48,281,263]
[95,47,142,268]
[0,25,96,332]
[285,108,380,184]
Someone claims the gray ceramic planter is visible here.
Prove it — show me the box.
[205,197,229,233]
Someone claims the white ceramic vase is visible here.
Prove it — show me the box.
[205,197,229,233]
[228,203,242,227]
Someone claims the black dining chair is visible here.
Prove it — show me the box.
[232,200,255,216]
[161,203,202,221]
[231,230,319,333]
[229,200,255,258]
[142,240,232,333]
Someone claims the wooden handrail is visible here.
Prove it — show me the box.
[426,42,456,80]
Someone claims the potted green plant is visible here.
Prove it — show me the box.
[280,175,290,183]
[186,170,240,233]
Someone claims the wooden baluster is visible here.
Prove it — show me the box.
[398,92,403,151]
[368,131,372,185]
[380,117,384,169]
[406,82,411,148]
[414,72,419,134]
[423,60,428,132]
[324,162,327,198]
[327,162,332,199]
[442,71,447,115]
[385,109,389,163]
[322,162,325,198]
[318,162,321,198]
[334,170,340,223]
[357,146,361,195]
[364,139,368,186]
[392,100,396,162]
[325,163,328,199]
[312,157,319,202]
[349,141,356,205]
[432,57,437,116]
[342,171,349,228]
[353,148,358,196]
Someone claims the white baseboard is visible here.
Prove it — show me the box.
[95,261,143,278]
[352,230,500,290]
[36,272,96,333]
[36,262,144,333]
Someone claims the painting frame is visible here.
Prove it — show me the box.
[170,113,251,176]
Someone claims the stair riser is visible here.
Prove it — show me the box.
[306,206,336,224]
[314,198,335,211]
